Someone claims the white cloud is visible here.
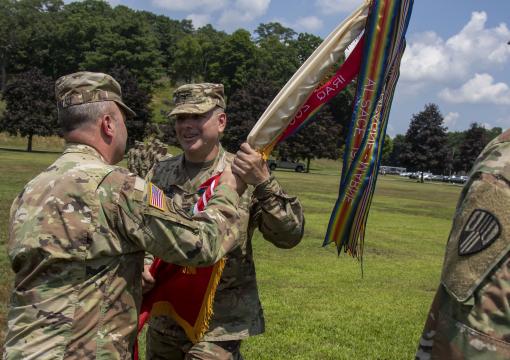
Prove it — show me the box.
[401,32,458,82]
[495,115,510,129]
[401,12,510,83]
[152,0,227,12]
[218,10,254,29]
[443,112,459,128]
[186,13,211,28]
[439,73,510,105]
[294,16,323,32]
[234,0,270,14]
[218,0,270,30]
[315,0,361,14]
[446,12,510,64]
[268,16,323,33]
[152,0,270,32]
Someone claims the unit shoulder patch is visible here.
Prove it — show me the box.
[458,209,501,256]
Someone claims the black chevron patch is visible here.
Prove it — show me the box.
[458,209,501,256]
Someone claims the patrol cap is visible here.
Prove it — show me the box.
[169,83,225,117]
[55,71,136,117]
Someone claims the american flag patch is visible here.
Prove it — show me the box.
[148,182,166,211]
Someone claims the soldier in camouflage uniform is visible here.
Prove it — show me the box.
[154,138,168,162]
[144,83,305,359]
[127,140,144,174]
[416,129,510,359]
[3,72,246,360]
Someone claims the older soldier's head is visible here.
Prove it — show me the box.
[168,83,226,163]
[55,71,136,164]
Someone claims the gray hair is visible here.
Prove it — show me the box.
[59,101,116,133]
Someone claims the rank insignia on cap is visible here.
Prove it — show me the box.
[458,209,501,256]
[148,182,166,211]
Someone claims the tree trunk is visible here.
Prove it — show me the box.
[306,157,311,173]
[27,134,33,152]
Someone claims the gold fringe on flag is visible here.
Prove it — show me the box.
[149,258,227,343]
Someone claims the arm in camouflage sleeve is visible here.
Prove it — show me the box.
[416,170,510,359]
[252,176,304,249]
[100,169,241,267]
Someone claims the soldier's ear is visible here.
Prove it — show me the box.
[100,113,115,139]
[217,112,226,133]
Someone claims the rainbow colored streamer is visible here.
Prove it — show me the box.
[324,0,413,258]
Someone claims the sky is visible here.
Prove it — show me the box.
[99,0,510,136]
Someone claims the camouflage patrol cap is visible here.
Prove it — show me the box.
[169,83,225,117]
[55,71,136,117]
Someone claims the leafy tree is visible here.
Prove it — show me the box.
[388,134,406,167]
[109,66,152,148]
[292,32,323,64]
[381,134,393,165]
[195,25,228,80]
[255,24,320,88]
[446,131,464,174]
[487,126,502,141]
[400,103,449,175]
[80,5,163,90]
[256,34,299,88]
[0,96,6,119]
[0,0,16,93]
[172,35,203,82]
[0,0,63,91]
[327,85,356,149]
[0,68,57,151]
[208,29,258,97]
[15,0,63,77]
[141,12,193,75]
[222,76,279,152]
[254,22,297,44]
[457,122,490,172]
[276,105,342,172]
[51,0,114,78]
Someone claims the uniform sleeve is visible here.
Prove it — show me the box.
[251,176,304,248]
[99,169,240,267]
[416,173,510,359]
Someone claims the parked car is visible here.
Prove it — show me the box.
[267,159,306,172]
[450,175,468,184]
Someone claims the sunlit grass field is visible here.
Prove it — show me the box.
[0,141,462,358]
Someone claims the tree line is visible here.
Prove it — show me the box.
[384,103,502,175]
[0,0,501,173]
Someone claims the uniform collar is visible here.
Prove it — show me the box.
[63,143,106,162]
[177,145,228,190]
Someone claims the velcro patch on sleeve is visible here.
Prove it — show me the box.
[441,176,510,302]
[134,176,145,192]
[458,209,501,256]
[148,182,167,211]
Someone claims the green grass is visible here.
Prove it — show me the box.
[150,77,175,124]
[0,149,462,358]
[0,132,65,152]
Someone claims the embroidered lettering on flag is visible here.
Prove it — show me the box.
[148,182,166,211]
